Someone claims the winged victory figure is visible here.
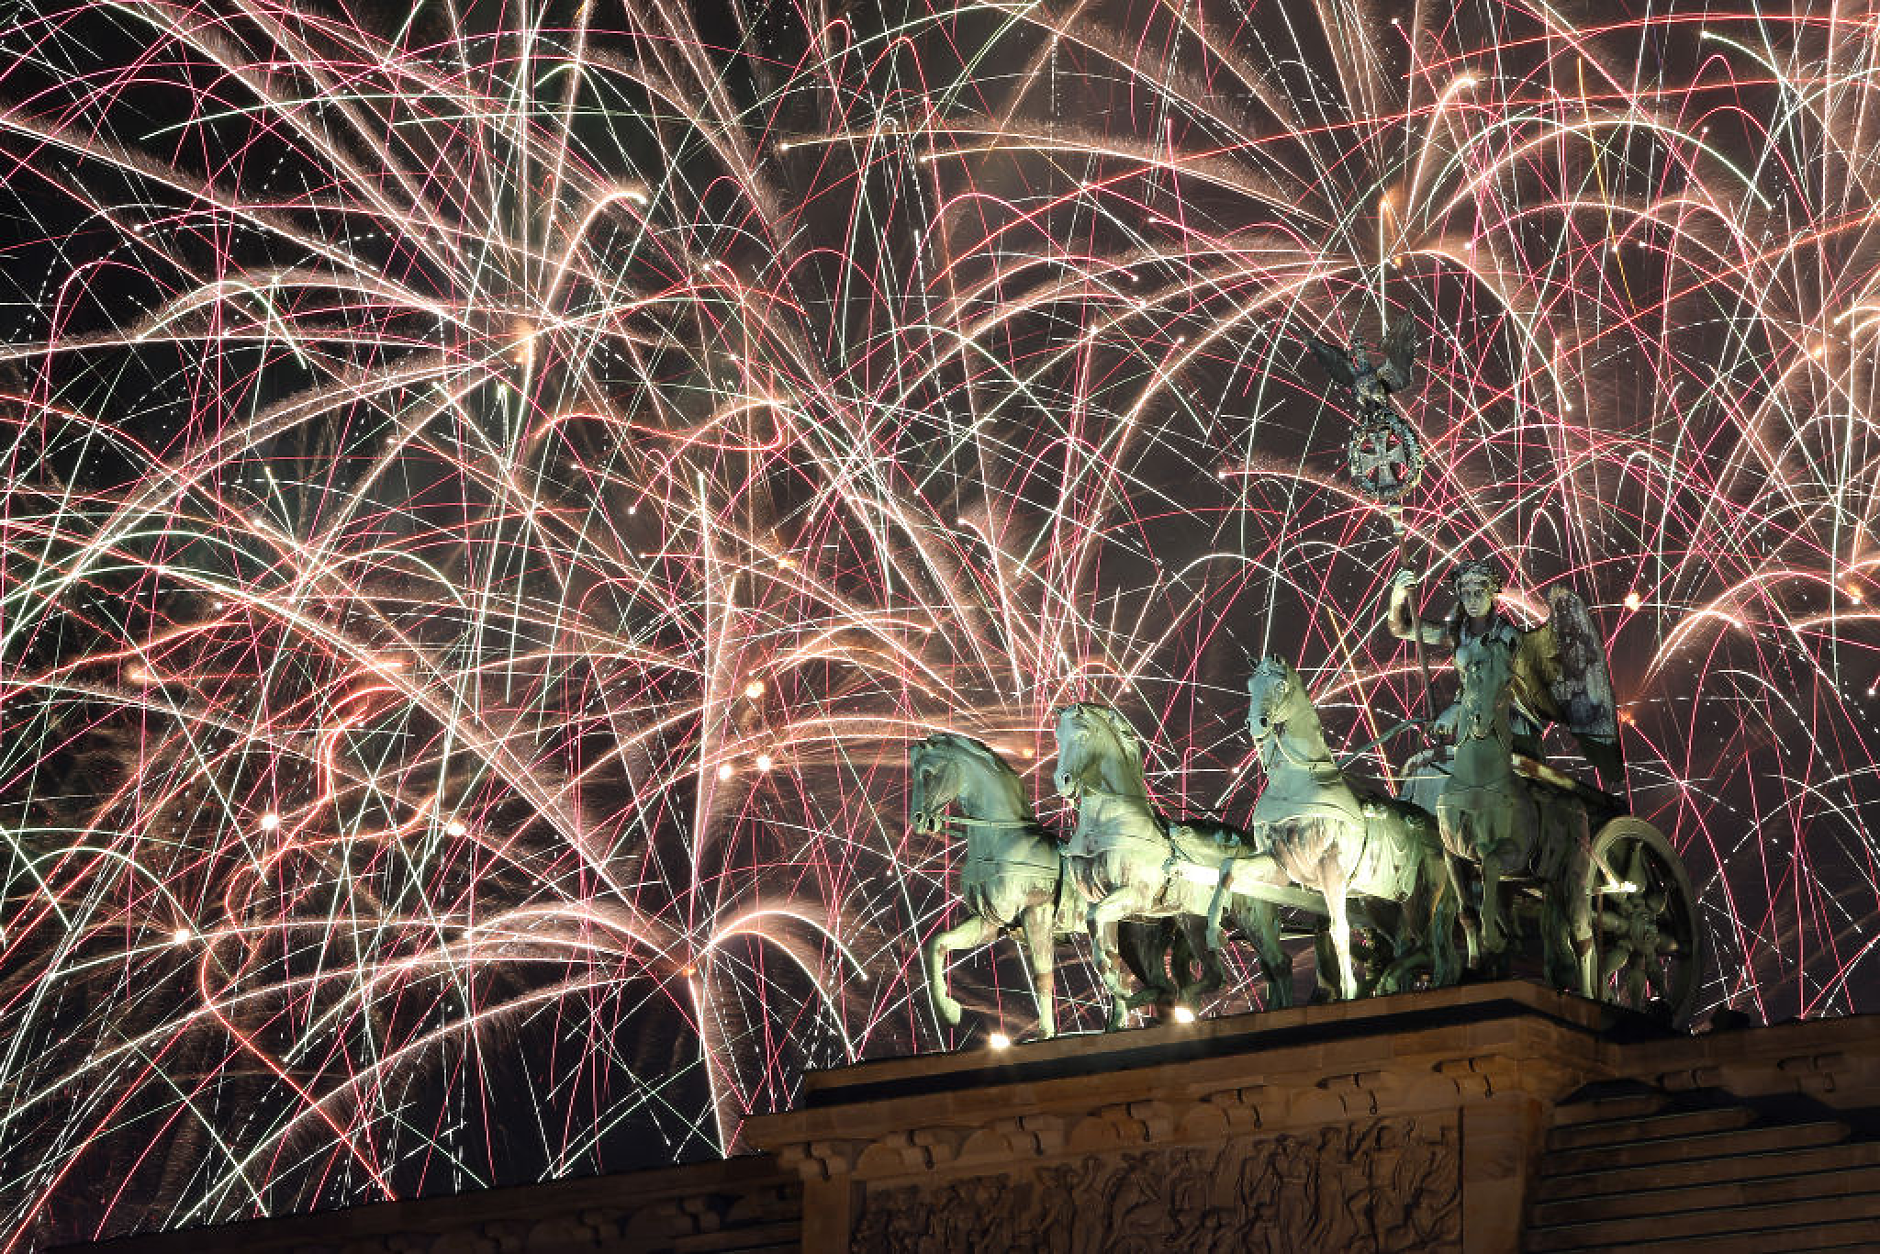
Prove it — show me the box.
[1383,560,1625,788]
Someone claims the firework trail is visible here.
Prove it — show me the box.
[1,0,1876,1244]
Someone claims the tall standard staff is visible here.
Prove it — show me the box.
[1305,317,1435,726]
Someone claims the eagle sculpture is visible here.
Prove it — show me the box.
[1306,316,1420,416]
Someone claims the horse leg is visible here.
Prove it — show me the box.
[1306,923,1335,1003]
[1561,829,1597,998]
[1119,920,1176,1014]
[1541,882,1596,996]
[1429,859,1462,989]
[1320,863,1360,1001]
[1171,917,1210,999]
[1478,847,1514,979]
[1179,916,1228,1010]
[1018,902,1058,1039]
[925,913,999,1028]
[1445,850,1480,972]
[1087,895,1136,1032]
[1370,899,1411,996]
[1239,900,1292,1009]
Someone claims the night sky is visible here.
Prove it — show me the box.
[1,0,1876,1246]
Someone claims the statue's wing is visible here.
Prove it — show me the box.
[1538,586,1625,784]
[1377,316,1419,392]
[1306,335,1357,389]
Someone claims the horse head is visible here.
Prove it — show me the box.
[909,732,1031,833]
[907,735,958,834]
[1456,641,1516,744]
[1246,656,1305,744]
[1053,703,1145,800]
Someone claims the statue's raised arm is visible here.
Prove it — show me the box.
[1380,567,1450,649]
[1378,556,1626,784]
[1377,559,1525,747]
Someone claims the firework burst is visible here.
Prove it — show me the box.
[2,0,1877,1246]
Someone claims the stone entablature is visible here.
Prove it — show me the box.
[849,1117,1460,1252]
[747,982,1616,1252]
[65,983,1880,1253]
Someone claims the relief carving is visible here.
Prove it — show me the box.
[852,1117,1459,1253]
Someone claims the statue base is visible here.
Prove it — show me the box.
[746,981,1880,1252]
[63,981,1880,1252]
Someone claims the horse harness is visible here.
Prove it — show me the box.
[928,811,1072,930]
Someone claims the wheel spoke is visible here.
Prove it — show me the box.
[1584,818,1700,1024]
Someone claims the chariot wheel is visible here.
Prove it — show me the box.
[1584,817,1700,1024]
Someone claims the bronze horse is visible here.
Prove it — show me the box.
[1439,639,1594,992]
[912,732,1202,1037]
[1053,705,1294,1030]
[1244,657,1458,999]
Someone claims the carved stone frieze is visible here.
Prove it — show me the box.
[851,1117,1460,1253]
